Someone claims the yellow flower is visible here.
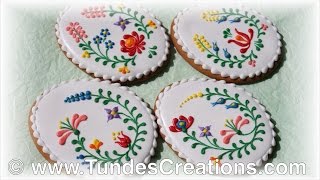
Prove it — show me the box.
[193,34,211,52]
[89,138,103,150]
[118,66,130,74]
[147,20,157,29]
[202,10,220,22]
[118,3,125,10]
[210,156,221,166]
[81,51,90,58]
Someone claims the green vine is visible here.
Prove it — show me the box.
[66,89,147,164]
[182,88,265,160]
[106,6,153,39]
[79,40,136,68]
[196,37,257,68]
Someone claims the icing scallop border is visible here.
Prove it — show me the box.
[173,7,282,80]
[30,78,158,164]
[55,6,170,83]
[155,77,276,166]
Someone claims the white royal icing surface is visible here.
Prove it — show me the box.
[30,79,157,165]
[155,78,276,166]
[173,7,282,80]
[56,4,170,82]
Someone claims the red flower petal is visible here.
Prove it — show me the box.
[58,131,72,145]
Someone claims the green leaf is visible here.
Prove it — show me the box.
[237,150,242,158]
[201,148,207,155]
[125,156,130,161]
[81,137,85,142]
[109,12,115,17]
[104,151,109,157]
[238,63,242,68]
[228,153,233,160]
[232,143,237,148]
[191,131,196,137]
[128,126,135,131]
[213,59,219,63]
[75,147,82,152]
[221,62,226,67]
[123,118,130,123]
[251,15,256,19]
[229,63,233,68]
[151,51,157,55]
[95,57,101,62]
[94,98,100,103]
[103,61,108,66]
[148,54,152,58]
[251,143,256,150]
[139,130,147,135]
[191,143,199,148]
[71,140,78,144]
[256,114,262,119]
[134,11,138,16]
[183,137,190,142]
[138,122,146,127]
[103,100,109,105]
[79,43,85,47]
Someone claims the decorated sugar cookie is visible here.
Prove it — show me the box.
[29,79,157,166]
[56,4,169,83]
[171,7,282,84]
[155,78,276,166]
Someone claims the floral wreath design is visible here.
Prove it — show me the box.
[57,89,147,165]
[65,5,158,74]
[171,87,266,164]
[193,8,269,68]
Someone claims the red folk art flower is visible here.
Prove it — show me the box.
[227,28,254,54]
[66,22,88,43]
[57,114,88,145]
[169,115,194,132]
[261,23,268,31]
[220,116,249,144]
[115,131,131,148]
[120,31,146,56]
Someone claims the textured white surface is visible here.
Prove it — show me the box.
[1,1,319,177]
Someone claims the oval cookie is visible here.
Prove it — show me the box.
[155,78,275,166]
[30,79,157,165]
[171,7,282,84]
[56,4,169,83]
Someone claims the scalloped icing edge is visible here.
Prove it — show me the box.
[30,78,158,164]
[173,7,282,80]
[155,77,276,167]
[55,5,170,83]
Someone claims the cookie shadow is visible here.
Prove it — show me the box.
[150,136,166,163]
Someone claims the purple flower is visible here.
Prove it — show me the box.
[105,107,121,122]
[114,17,130,31]
[199,126,212,137]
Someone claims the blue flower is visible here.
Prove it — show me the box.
[93,35,102,44]
[212,42,219,52]
[217,16,227,23]
[64,91,91,103]
[223,48,231,59]
[100,28,111,37]
[77,154,85,160]
[230,17,241,23]
[105,40,115,49]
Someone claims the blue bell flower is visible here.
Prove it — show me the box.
[225,102,239,109]
[223,48,231,59]
[212,42,219,52]
[230,17,241,23]
[211,98,226,107]
[217,16,227,23]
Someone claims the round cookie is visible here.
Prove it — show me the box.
[29,79,157,166]
[56,4,170,83]
[155,78,276,166]
[171,7,282,84]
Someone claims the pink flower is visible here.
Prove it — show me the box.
[65,22,88,43]
[248,60,256,67]
[56,114,88,145]
[261,24,268,31]
[81,6,106,18]
[220,116,249,144]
